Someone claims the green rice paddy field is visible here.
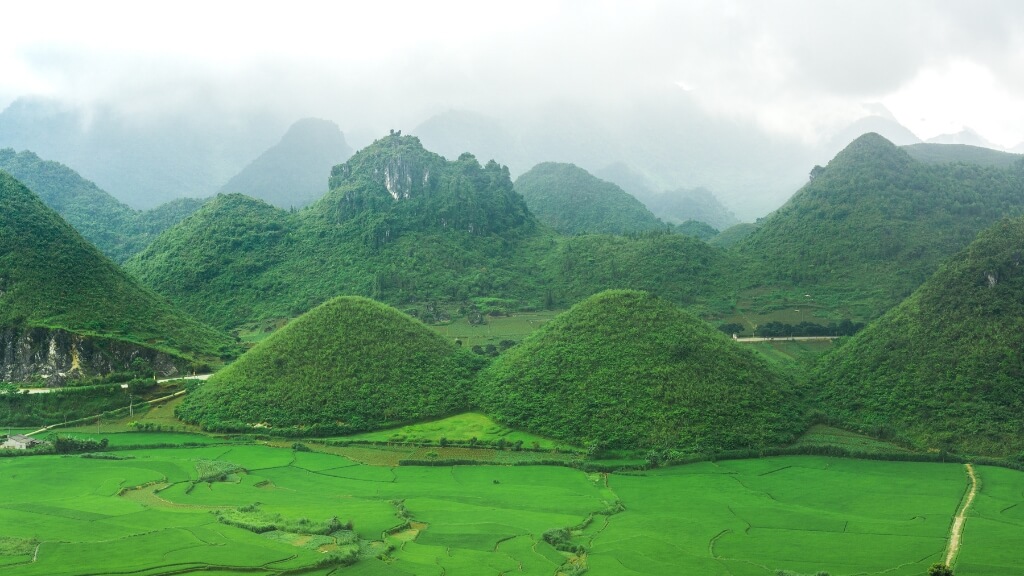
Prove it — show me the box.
[0,443,1021,575]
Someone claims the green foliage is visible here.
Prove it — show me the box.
[737,133,1024,319]
[127,134,740,330]
[215,503,347,535]
[904,143,1022,168]
[927,562,954,576]
[514,162,665,235]
[176,296,483,433]
[0,149,205,261]
[0,171,236,363]
[53,435,108,454]
[476,290,806,451]
[812,216,1024,455]
[0,380,161,427]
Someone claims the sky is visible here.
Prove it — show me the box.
[1,0,1023,148]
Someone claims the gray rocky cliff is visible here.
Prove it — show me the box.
[0,326,189,384]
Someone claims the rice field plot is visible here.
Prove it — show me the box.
[1,443,1021,576]
[588,456,972,576]
[953,465,1024,576]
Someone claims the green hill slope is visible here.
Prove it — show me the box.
[812,217,1024,456]
[219,118,353,209]
[128,134,741,330]
[176,296,482,433]
[0,149,206,261]
[476,290,804,451]
[736,133,1024,319]
[514,162,665,235]
[0,171,236,362]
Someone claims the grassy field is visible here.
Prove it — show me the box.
[340,412,570,450]
[426,311,559,348]
[0,440,1019,575]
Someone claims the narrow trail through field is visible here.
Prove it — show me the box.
[945,463,978,566]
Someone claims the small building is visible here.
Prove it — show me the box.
[1,434,43,450]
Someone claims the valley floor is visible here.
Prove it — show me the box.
[0,439,1019,576]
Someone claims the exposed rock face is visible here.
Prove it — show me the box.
[0,326,189,384]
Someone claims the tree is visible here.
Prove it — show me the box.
[928,563,954,576]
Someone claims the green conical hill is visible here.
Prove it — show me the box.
[0,171,235,361]
[125,193,294,328]
[812,216,1024,455]
[476,290,804,451]
[737,132,1024,318]
[514,162,664,235]
[176,296,482,432]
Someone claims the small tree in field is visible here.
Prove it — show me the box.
[928,563,953,576]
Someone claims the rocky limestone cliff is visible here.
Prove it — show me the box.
[0,326,190,385]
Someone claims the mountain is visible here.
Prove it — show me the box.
[812,216,1024,456]
[476,290,804,451]
[0,97,286,208]
[128,133,741,330]
[513,162,665,235]
[124,193,295,328]
[903,143,1023,168]
[218,118,353,209]
[926,127,999,149]
[175,296,481,433]
[0,172,236,380]
[0,149,206,261]
[736,132,1024,319]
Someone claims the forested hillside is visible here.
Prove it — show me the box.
[0,171,236,362]
[737,133,1024,319]
[0,149,206,261]
[812,216,1024,456]
[476,290,805,452]
[129,133,740,329]
[514,162,665,235]
[177,296,482,433]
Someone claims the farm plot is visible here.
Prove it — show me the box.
[588,457,972,576]
[952,465,1024,576]
[0,445,1021,576]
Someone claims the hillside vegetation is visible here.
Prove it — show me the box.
[176,296,482,433]
[737,133,1024,318]
[476,290,805,452]
[129,134,740,329]
[812,216,1024,456]
[0,171,235,361]
[514,162,665,235]
[0,149,206,261]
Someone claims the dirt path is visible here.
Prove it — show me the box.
[945,463,978,566]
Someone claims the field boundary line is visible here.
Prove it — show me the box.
[944,463,978,567]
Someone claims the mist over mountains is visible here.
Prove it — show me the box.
[8,92,1018,221]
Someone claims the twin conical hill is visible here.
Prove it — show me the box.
[513,162,664,235]
[737,132,1024,318]
[812,216,1024,455]
[176,296,482,432]
[475,290,804,451]
[0,171,235,364]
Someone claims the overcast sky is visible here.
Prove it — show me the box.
[2,0,1022,148]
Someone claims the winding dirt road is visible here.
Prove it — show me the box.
[945,463,978,566]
